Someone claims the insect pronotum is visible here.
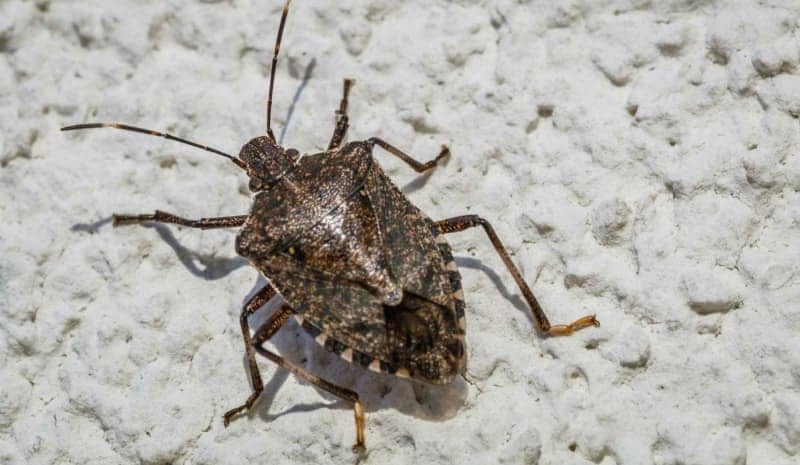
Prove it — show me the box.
[62,0,599,451]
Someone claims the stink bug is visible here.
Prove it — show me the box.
[62,0,599,451]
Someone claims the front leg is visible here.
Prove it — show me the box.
[112,210,248,229]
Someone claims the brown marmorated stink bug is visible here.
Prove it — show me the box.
[62,0,599,451]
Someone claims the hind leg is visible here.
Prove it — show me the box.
[252,315,366,451]
[434,215,599,336]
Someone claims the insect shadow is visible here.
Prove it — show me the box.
[455,256,529,319]
[71,217,248,280]
[278,58,316,145]
[148,224,248,279]
[71,217,469,421]
[400,168,437,195]
[70,216,114,234]
[243,277,469,424]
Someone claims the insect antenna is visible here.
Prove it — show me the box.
[61,123,246,170]
[266,0,293,143]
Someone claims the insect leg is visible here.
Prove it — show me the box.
[252,319,366,451]
[222,285,279,426]
[327,78,355,151]
[112,210,248,229]
[368,137,451,173]
[434,215,599,337]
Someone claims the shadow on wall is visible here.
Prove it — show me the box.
[69,217,473,422]
[237,276,470,424]
[279,58,316,146]
[455,256,529,319]
[71,218,249,280]
[70,216,537,423]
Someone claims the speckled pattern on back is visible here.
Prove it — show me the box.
[237,141,466,384]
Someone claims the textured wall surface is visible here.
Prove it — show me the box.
[2,0,799,464]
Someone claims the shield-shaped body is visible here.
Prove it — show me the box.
[236,141,467,384]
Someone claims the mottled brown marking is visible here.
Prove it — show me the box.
[238,142,465,383]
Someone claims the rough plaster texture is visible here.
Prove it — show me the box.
[2,0,800,464]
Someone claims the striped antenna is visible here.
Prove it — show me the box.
[61,123,246,170]
[266,0,293,142]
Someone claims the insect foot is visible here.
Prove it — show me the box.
[353,400,366,452]
[546,314,600,337]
